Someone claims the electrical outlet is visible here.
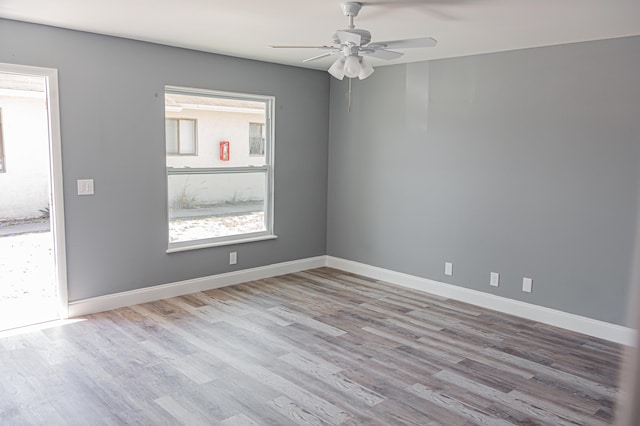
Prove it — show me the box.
[522,277,533,293]
[229,252,237,265]
[490,272,499,287]
[444,262,453,276]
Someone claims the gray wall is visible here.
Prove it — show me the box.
[0,19,329,301]
[328,36,640,326]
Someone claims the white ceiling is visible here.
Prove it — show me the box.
[1,0,639,72]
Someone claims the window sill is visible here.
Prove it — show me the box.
[166,234,277,253]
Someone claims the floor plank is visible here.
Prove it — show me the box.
[0,267,624,424]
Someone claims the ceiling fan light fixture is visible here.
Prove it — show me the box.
[344,55,361,79]
[358,58,374,80]
[328,57,346,80]
[270,3,438,84]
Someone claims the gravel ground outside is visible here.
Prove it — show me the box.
[0,231,54,301]
[169,212,265,242]
[0,230,57,330]
[1,211,264,305]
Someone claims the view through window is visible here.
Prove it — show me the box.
[165,87,274,251]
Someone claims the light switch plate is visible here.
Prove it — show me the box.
[490,272,500,287]
[77,179,94,195]
[522,277,533,293]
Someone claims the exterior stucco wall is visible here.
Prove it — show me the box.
[0,91,50,220]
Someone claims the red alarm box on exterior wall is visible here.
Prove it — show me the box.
[220,141,230,161]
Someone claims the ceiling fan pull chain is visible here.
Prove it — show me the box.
[348,77,352,113]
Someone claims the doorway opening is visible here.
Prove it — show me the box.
[0,64,67,331]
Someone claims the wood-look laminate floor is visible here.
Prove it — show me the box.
[0,268,624,425]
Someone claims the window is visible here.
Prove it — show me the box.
[249,122,265,156]
[0,108,4,173]
[166,118,197,155]
[165,86,275,251]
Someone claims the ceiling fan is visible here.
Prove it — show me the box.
[270,1,437,80]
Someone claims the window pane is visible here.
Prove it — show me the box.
[168,171,267,243]
[179,119,196,154]
[165,92,267,167]
[165,119,178,154]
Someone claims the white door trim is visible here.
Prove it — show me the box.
[0,62,68,320]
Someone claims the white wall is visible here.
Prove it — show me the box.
[0,91,50,220]
[167,173,264,209]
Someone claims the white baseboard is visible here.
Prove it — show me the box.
[326,256,637,347]
[68,256,326,318]
[68,254,637,346]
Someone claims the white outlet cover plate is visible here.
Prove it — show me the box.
[229,252,237,265]
[523,277,533,293]
[490,272,499,287]
[444,262,453,276]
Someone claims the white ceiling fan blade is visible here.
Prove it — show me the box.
[336,30,362,46]
[363,49,404,60]
[368,37,437,50]
[302,52,336,63]
[270,45,335,49]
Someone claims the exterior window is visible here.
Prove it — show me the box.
[249,122,265,156]
[165,86,274,251]
[0,108,4,173]
[166,118,196,155]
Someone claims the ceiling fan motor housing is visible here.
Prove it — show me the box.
[332,29,371,46]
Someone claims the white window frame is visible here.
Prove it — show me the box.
[165,86,276,252]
